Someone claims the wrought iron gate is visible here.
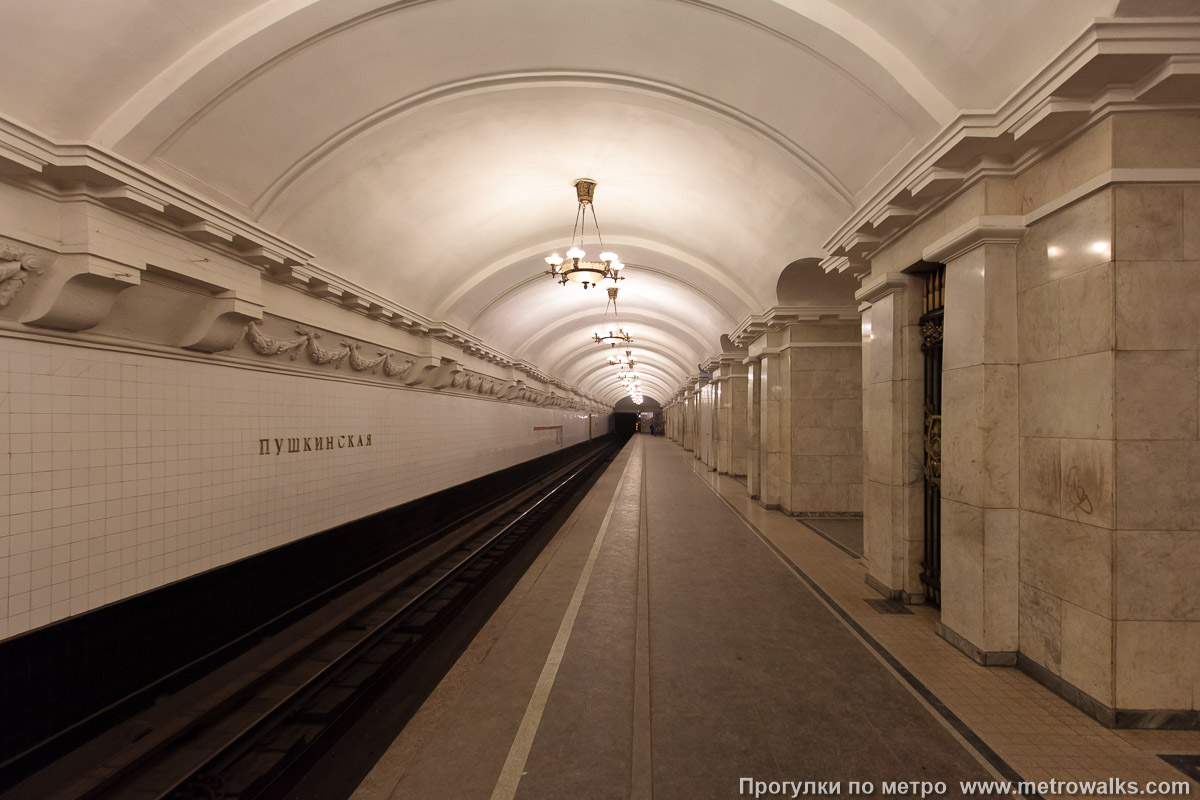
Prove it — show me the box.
[919,265,945,606]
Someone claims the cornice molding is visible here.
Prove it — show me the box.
[727,305,860,348]
[0,121,609,410]
[820,19,1200,273]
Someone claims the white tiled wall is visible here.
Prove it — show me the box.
[0,336,601,641]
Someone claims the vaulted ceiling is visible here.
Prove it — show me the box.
[0,0,1117,403]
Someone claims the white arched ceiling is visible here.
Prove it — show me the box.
[0,0,1117,398]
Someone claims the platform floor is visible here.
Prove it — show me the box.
[351,437,1200,800]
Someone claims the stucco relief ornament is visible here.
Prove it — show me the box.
[345,340,388,373]
[382,353,413,378]
[298,327,350,367]
[0,246,42,307]
[244,320,306,358]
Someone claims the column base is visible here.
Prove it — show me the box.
[934,621,1017,666]
[865,573,902,600]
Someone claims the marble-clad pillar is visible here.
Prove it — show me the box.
[714,358,750,477]
[748,334,787,509]
[781,320,862,516]
[856,272,925,600]
[927,217,1025,663]
[745,355,762,499]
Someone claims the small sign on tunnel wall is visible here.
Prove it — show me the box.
[533,425,564,445]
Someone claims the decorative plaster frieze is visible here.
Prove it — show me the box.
[239,321,590,410]
[0,118,605,409]
[0,244,42,307]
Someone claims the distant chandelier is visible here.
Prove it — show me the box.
[544,179,624,289]
[608,349,637,369]
[592,287,632,346]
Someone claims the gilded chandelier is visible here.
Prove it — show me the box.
[544,179,624,289]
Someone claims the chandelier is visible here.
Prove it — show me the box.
[621,371,643,405]
[544,179,624,289]
[607,349,637,369]
[593,287,632,347]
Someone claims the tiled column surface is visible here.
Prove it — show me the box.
[1017,183,1200,718]
[856,273,925,600]
[745,357,761,499]
[0,336,596,641]
[930,219,1025,662]
[782,321,862,516]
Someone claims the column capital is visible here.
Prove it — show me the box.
[922,215,1026,264]
[854,271,912,308]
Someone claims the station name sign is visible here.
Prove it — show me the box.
[258,434,373,455]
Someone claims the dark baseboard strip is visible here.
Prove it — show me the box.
[935,622,1018,667]
[865,573,903,601]
[798,520,862,560]
[1017,655,1200,731]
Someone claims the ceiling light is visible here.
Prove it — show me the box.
[593,287,632,347]
[544,179,623,289]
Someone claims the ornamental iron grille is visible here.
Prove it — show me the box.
[919,264,945,606]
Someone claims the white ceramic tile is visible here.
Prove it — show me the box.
[0,336,604,639]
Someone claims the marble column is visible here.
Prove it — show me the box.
[927,217,1025,663]
[856,272,925,600]
[745,356,762,499]
[781,321,863,516]
[714,358,750,476]
[749,334,787,509]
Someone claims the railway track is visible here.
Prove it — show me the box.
[15,441,617,800]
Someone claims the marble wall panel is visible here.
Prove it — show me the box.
[1112,113,1200,170]
[1185,186,1200,260]
[1019,510,1113,616]
[1060,603,1114,705]
[941,497,984,643]
[1016,189,1113,294]
[1115,530,1200,622]
[1115,440,1200,531]
[982,507,1020,652]
[1020,582,1063,674]
[1114,185,1184,261]
[942,364,1018,509]
[864,479,895,578]
[1115,261,1200,350]
[1019,352,1113,439]
[1114,350,1198,440]
[1020,436,1061,517]
[1059,437,1114,530]
[1114,621,1197,710]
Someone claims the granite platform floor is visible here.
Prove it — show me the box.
[350,436,1152,800]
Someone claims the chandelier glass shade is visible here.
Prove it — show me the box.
[544,179,624,289]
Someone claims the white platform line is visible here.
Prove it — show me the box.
[488,442,639,800]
